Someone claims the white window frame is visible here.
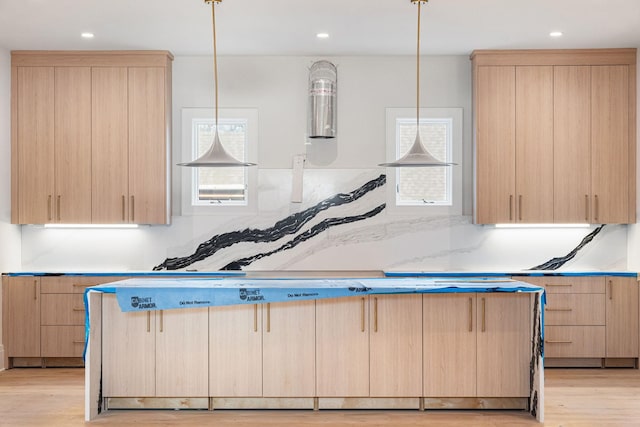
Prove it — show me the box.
[384,107,463,216]
[181,108,258,216]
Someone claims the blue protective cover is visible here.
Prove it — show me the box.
[82,276,545,360]
[87,276,544,312]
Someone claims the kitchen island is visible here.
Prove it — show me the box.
[83,275,545,422]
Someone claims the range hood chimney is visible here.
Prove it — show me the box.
[308,60,337,139]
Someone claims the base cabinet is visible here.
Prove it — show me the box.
[370,294,423,397]
[87,288,542,420]
[316,296,369,397]
[423,293,531,398]
[606,277,639,358]
[102,295,208,397]
[209,304,263,397]
[316,295,423,399]
[263,301,316,397]
[521,275,639,366]
[2,277,40,362]
[476,293,531,397]
[423,294,476,397]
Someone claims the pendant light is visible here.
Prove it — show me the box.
[179,0,256,167]
[379,0,455,167]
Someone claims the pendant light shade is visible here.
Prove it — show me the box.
[178,130,256,167]
[179,0,256,168]
[379,0,455,168]
[379,133,452,167]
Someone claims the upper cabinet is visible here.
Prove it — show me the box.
[472,49,636,224]
[11,51,173,225]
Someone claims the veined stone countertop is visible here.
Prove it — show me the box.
[2,270,637,278]
[384,271,637,277]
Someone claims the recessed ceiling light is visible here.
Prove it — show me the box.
[81,32,95,39]
[549,31,563,38]
[316,33,329,39]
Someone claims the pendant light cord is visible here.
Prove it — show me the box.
[211,1,219,128]
[416,0,422,134]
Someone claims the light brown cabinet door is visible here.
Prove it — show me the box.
[54,67,92,223]
[591,65,630,224]
[128,67,168,224]
[605,277,639,358]
[156,308,209,397]
[515,66,554,223]
[423,294,476,397]
[263,301,315,397]
[554,66,592,223]
[102,294,155,397]
[210,304,262,397]
[17,67,55,224]
[477,293,531,397]
[370,294,422,397]
[41,294,85,325]
[92,67,129,223]
[316,296,369,397]
[41,325,85,357]
[2,277,41,357]
[475,66,516,224]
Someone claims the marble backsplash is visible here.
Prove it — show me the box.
[19,169,628,273]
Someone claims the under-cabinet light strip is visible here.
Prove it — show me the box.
[43,224,140,229]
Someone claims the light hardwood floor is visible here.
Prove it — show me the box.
[1,367,640,426]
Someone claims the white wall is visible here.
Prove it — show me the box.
[18,54,629,274]
[0,47,22,370]
[171,55,473,214]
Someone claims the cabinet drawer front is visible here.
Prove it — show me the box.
[41,276,127,293]
[41,276,94,293]
[41,325,86,357]
[545,294,605,325]
[545,326,605,358]
[521,276,604,294]
[41,294,85,325]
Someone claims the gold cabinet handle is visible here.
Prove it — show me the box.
[609,280,613,300]
[266,303,271,333]
[594,195,599,222]
[361,297,366,332]
[373,297,378,333]
[509,195,513,221]
[73,340,86,344]
[57,195,61,221]
[545,340,573,344]
[47,195,52,221]
[34,280,38,300]
[585,195,589,222]
[253,304,258,332]
[147,311,151,333]
[546,308,573,312]
[481,297,486,332]
[159,310,164,332]
[73,307,86,312]
[72,283,93,288]
[468,297,473,332]
[131,195,135,222]
[122,195,126,221]
[518,195,523,221]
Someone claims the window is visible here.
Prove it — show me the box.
[385,108,462,215]
[181,108,258,215]
[192,119,248,205]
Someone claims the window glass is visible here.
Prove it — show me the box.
[192,119,248,206]
[396,118,453,206]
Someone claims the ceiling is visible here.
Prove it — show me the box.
[1,0,639,56]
